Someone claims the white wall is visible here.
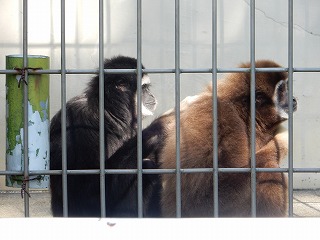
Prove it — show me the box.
[0,0,319,189]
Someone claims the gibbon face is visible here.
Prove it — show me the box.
[86,56,157,123]
[217,60,297,148]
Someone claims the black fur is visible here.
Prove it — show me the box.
[104,114,169,216]
[50,56,156,217]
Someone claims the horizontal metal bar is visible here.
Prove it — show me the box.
[0,171,25,175]
[292,168,320,173]
[1,67,320,75]
[293,68,320,72]
[1,167,320,176]
[180,168,215,173]
[0,69,137,75]
[142,169,176,174]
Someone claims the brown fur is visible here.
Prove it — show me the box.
[158,60,293,217]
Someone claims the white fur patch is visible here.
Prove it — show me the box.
[135,74,155,117]
[180,95,200,110]
[135,93,154,117]
[162,95,200,115]
[276,131,289,147]
[142,103,154,116]
[273,80,289,120]
[142,75,151,85]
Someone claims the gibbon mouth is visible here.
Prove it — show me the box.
[141,98,157,116]
[145,97,157,112]
[141,92,158,116]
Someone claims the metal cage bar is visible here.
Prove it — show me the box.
[249,0,257,217]
[2,166,320,177]
[212,0,219,218]
[98,0,106,218]
[2,67,320,76]
[22,0,30,218]
[60,0,68,217]
[174,0,182,218]
[288,0,294,217]
[137,0,144,218]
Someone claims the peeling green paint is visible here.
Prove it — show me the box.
[6,55,49,153]
[6,55,50,189]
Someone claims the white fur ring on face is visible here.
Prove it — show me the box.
[142,75,151,85]
[135,94,153,117]
[273,80,289,119]
[136,75,156,117]
[135,94,155,116]
[142,103,154,116]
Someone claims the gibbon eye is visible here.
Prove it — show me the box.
[115,78,130,91]
[255,92,271,107]
[240,93,271,107]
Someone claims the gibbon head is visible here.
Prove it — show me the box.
[218,60,297,133]
[86,55,157,118]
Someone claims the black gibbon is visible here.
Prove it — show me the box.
[106,60,297,217]
[50,56,157,217]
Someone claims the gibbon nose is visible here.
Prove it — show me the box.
[293,97,297,112]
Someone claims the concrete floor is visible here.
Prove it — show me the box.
[1,189,320,217]
[292,189,320,217]
[0,190,51,217]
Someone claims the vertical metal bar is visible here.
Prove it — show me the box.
[212,0,219,218]
[137,0,143,218]
[99,0,106,218]
[22,0,30,218]
[288,0,294,217]
[60,0,68,217]
[250,0,257,217]
[175,0,182,218]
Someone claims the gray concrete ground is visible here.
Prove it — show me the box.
[293,189,320,217]
[1,190,320,217]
